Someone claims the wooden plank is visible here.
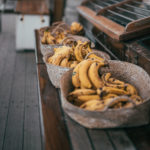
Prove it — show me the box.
[2,52,27,150]
[126,126,150,150]
[23,52,43,150]
[65,115,93,150]
[0,34,16,150]
[15,1,49,15]
[37,64,71,150]
[107,130,136,150]
[57,90,93,150]
[88,129,115,150]
[35,30,44,64]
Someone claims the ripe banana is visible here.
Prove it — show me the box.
[80,99,105,111]
[52,54,66,66]
[41,36,47,44]
[109,78,125,85]
[130,95,143,104]
[74,44,84,61]
[88,62,104,89]
[102,86,129,95]
[72,63,81,88]
[102,73,111,83]
[68,89,96,97]
[79,59,93,89]
[70,61,78,68]
[88,53,104,62]
[125,84,138,95]
[60,57,69,67]
[103,94,118,100]
[77,95,100,102]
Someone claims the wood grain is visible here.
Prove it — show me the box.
[16,1,49,15]
[37,64,71,150]
[35,30,44,64]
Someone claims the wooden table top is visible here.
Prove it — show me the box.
[16,0,49,15]
[35,30,150,150]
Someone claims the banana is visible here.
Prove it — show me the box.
[77,95,100,102]
[88,53,104,62]
[88,62,104,89]
[70,61,79,68]
[79,59,93,89]
[41,36,47,44]
[130,95,143,104]
[74,44,84,61]
[80,100,105,111]
[60,57,69,67]
[125,84,138,95]
[103,94,118,100]
[102,73,112,84]
[109,78,125,85]
[47,56,53,64]
[102,86,129,96]
[52,54,66,66]
[105,97,130,108]
[72,63,81,88]
[68,89,96,99]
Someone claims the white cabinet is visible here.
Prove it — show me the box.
[16,15,49,50]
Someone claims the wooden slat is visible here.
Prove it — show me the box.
[88,130,115,150]
[37,64,71,150]
[15,1,49,15]
[0,34,16,150]
[2,53,26,150]
[23,52,43,150]
[35,30,44,64]
[126,126,150,150]
[107,130,136,150]
[65,115,93,150]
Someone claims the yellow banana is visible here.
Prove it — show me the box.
[88,62,104,89]
[102,86,129,95]
[41,36,47,44]
[103,94,118,100]
[52,54,66,66]
[70,61,79,68]
[125,84,138,95]
[88,53,104,62]
[47,56,53,64]
[79,59,93,89]
[80,99,105,111]
[102,73,112,84]
[74,44,84,61]
[72,63,81,88]
[109,78,125,85]
[68,89,96,97]
[78,95,100,102]
[130,95,143,105]
[60,57,69,67]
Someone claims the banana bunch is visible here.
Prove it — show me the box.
[68,61,143,111]
[41,30,67,45]
[70,22,84,35]
[41,21,84,45]
[41,31,55,45]
[47,41,105,68]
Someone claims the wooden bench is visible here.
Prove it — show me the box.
[35,30,150,150]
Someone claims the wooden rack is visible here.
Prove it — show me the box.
[77,0,150,41]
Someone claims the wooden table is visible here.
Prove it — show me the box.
[35,30,150,150]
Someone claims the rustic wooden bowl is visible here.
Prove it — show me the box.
[43,50,110,88]
[60,60,150,128]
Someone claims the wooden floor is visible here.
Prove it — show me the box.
[0,33,43,150]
